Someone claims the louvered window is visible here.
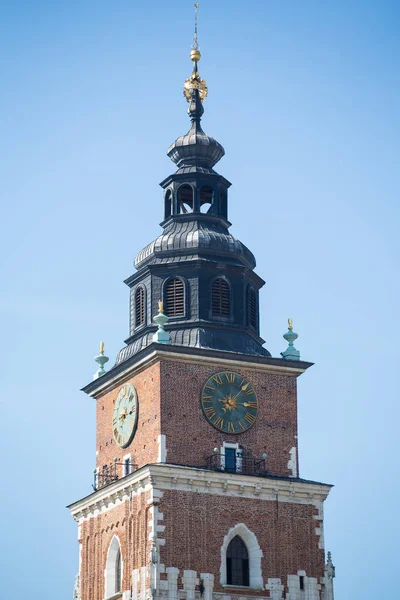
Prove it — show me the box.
[135,287,145,327]
[164,278,185,317]
[212,278,230,318]
[249,287,257,329]
[227,536,249,586]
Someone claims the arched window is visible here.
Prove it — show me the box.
[200,185,214,213]
[164,277,185,317]
[135,287,145,328]
[164,189,172,219]
[212,278,230,318]
[227,536,249,586]
[220,523,263,588]
[248,287,257,329]
[105,536,123,598]
[177,184,194,213]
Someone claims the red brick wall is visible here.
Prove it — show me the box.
[159,359,299,478]
[96,361,161,472]
[159,489,324,592]
[79,492,152,600]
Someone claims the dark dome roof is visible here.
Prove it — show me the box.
[135,216,256,270]
[167,122,225,170]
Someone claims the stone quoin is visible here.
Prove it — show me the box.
[68,7,335,600]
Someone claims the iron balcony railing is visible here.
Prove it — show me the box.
[93,461,138,491]
[206,452,268,477]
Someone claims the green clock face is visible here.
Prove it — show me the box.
[200,371,258,434]
[112,383,138,448]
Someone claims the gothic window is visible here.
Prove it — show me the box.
[226,536,249,586]
[105,536,123,598]
[248,287,257,329]
[164,277,185,317]
[177,184,194,213]
[200,185,214,213]
[212,278,230,318]
[135,287,145,328]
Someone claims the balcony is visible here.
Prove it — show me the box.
[93,461,138,491]
[206,452,268,477]
[93,452,268,492]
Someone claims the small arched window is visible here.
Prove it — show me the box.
[164,189,172,219]
[105,536,123,598]
[248,287,257,329]
[200,185,214,213]
[135,287,145,328]
[178,184,194,213]
[227,536,249,586]
[212,278,230,318]
[164,277,185,317]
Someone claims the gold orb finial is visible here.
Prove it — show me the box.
[190,48,201,62]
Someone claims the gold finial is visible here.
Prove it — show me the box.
[288,319,293,331]
[158,300,164,314]
[99,341,105,355]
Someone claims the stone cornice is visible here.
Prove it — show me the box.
[82,345,313,398]
[68,463,332,523]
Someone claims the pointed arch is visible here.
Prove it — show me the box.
[220,523,263,589]
[105,535,123,598]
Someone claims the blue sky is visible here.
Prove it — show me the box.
[1,1,399,598]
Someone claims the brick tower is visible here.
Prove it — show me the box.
[68,15,335,600]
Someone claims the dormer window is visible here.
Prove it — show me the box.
[212,277,231,318]
[248,287,257,329]
[135,287,145,328]
[164,277,185,317]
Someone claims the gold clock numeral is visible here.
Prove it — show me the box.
[244,412,256,425]
[224,372,235,384]
[228,421,236,433]
[211,374,223,386]
[213,416,224,429]
[238,421,245,431]
[245,401,258,408]
[202,395,213,401]
[204,407,216,419]
[244,387,255,396]
[205,384,215,392]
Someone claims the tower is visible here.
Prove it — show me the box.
[69,12,335,600]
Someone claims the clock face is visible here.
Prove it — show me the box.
[112,383,139,448]
[200,371,258,434]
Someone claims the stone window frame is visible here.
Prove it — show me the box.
[122,453,132,477]
[220,523,263,589]
[104,535,123,599]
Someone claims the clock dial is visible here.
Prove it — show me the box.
[200,371,258,433]
[112,383,138,448]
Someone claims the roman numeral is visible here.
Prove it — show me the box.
[211,374,223,386]
[205,384,215,392]
[225,372,235,384]
[244,387,255,396]
[244,412,256,425]
[204,407,216,419]
[213,416,224,429]
[202,395,213,401]
[228,421,236,433]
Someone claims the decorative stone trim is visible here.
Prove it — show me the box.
[84,349,309,398]
[68,464,331,524]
